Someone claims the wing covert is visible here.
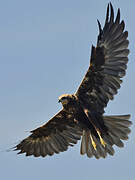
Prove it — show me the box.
[76,3,129,114]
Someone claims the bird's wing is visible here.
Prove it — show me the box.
[76,3,129,114]
[15,109,83,157]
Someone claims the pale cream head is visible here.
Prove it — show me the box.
[58,94,74,106]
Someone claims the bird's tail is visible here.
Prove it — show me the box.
[80,114,132,159]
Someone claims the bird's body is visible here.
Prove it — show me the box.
[15,3,132,159]
[59,94,107,136]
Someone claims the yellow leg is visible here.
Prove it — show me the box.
[96,129,106,147]
[90,134,97,150]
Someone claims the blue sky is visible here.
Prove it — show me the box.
[0,0,135,179]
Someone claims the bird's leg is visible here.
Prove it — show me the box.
[96,128,106,147]
[90,133,97,150]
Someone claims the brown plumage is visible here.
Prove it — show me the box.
[14,3,132,159]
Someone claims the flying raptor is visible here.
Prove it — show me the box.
[15,3,132,159]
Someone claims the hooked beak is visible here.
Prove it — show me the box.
[58,99,61,103]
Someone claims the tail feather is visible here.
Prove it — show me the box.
[93,135,107,158]
[105,143,114,156]
[108,131,124,147]
[108,125,129,140]
[80,114,132,159]
[89,135,100,159]
[105,119,131,135]
[104,115,131,127]
[80,131,106,159]
[80,130,87,155]
[86,132,93,158]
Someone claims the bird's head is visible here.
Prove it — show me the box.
[58,94,76,107]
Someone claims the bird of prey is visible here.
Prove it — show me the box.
[15,3,132,159]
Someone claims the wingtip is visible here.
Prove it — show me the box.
[91,44,95,49]
[115,8,120,24]
[110,2,114,22]
[106,3,122,25]
[97,19,102,32]
[121,20,125,30]
[109,2,112,7]
[105,3,110,23]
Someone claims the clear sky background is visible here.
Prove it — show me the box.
[0,0,135,179]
